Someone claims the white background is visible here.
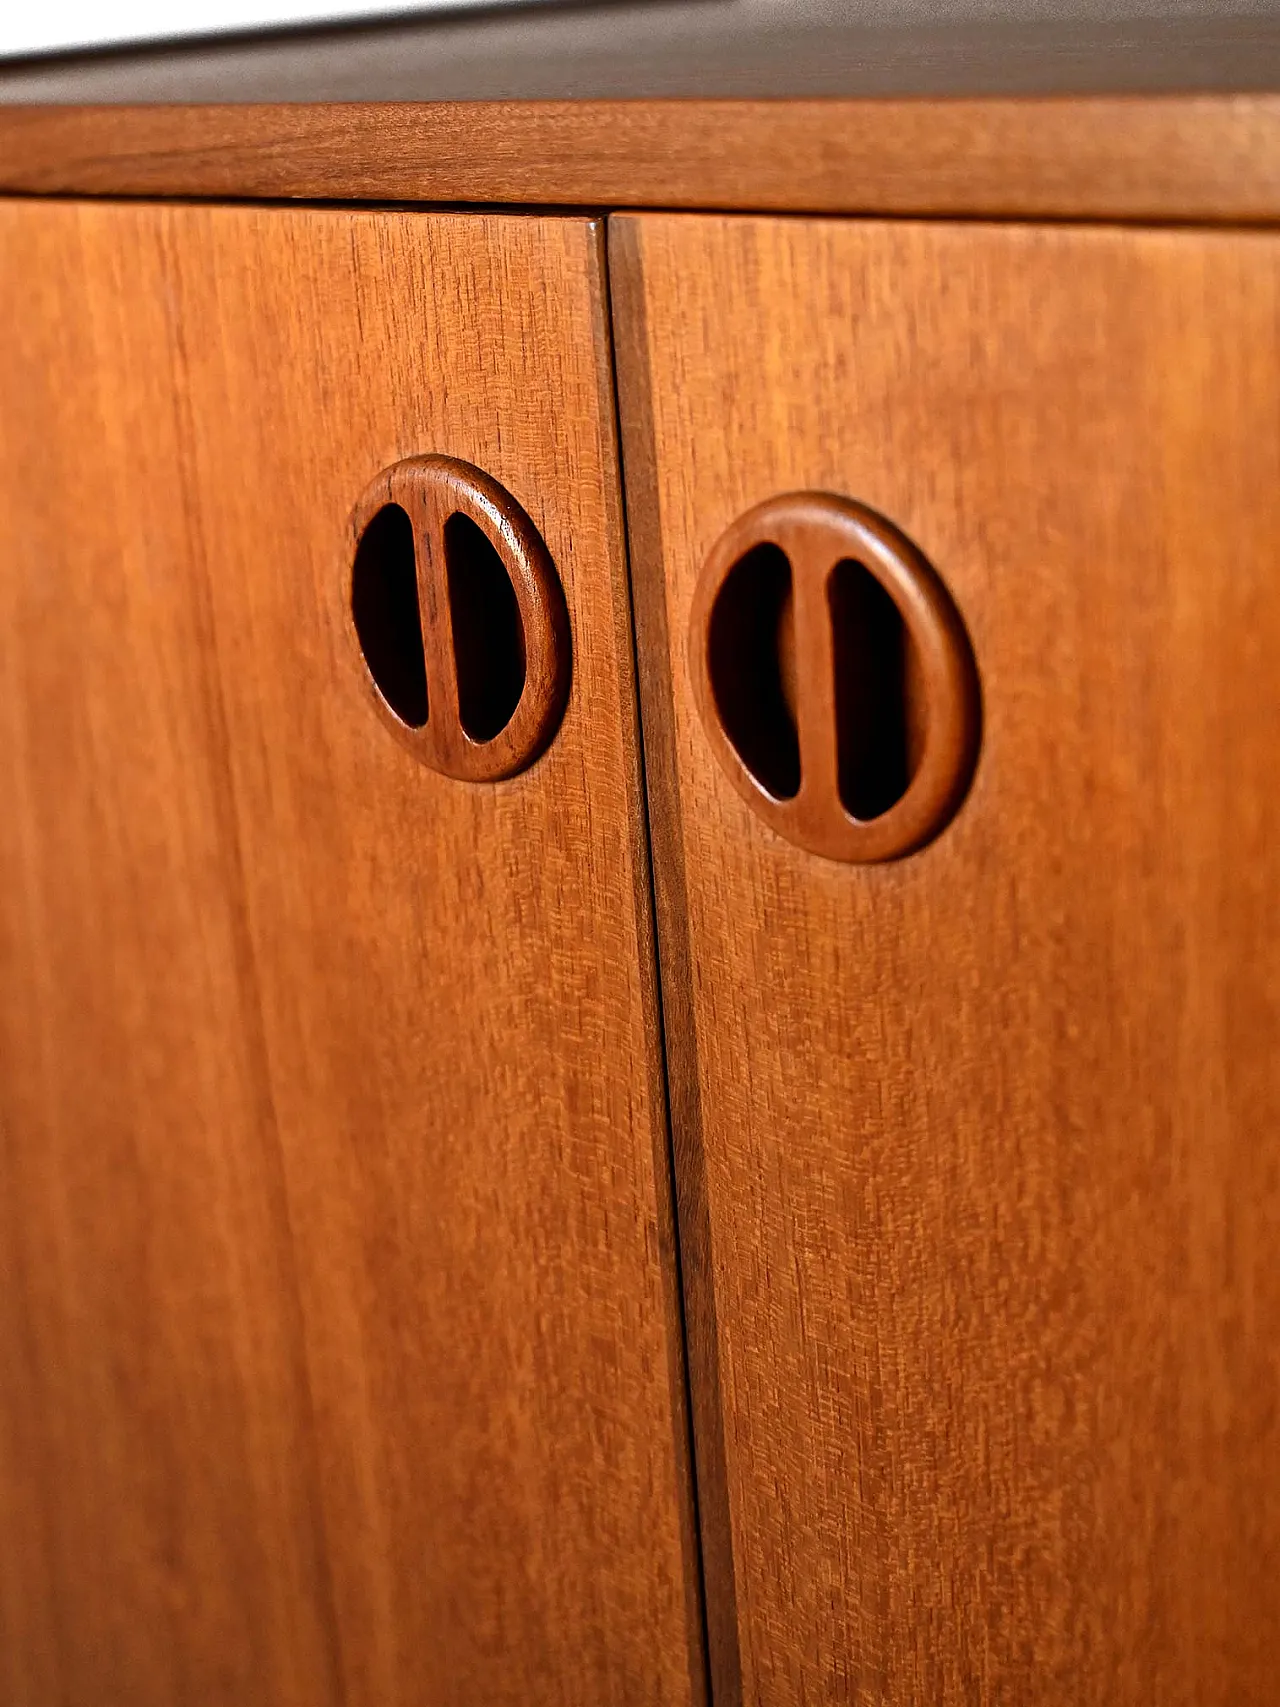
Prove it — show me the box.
[0,0,535,57]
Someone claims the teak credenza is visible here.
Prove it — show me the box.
[2,94,1279,1707]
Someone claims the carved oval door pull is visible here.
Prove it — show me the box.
[690,492,980,862]
[349,455,570,781]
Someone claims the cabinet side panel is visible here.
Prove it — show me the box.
[619,211,1280,1707]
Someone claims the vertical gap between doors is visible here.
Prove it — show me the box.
[602,214,744,1707]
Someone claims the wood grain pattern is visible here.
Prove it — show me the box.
[0,198,704,1707]
[612,211,1280,1706]
[3,96,1280,221]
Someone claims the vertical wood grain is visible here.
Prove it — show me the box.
[0,199,703,1707]
[613,211,1280,1707]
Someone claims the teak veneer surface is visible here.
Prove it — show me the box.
[0,198,702,1707]
[612,211,1280,1707]
[2,96,1280,220]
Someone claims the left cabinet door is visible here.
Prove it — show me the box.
[0,200,703,1707]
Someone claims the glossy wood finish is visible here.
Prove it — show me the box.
[348,455,571,780]
[612,212,1280,1706]
[689,491,980,863]
[3,96,1280,221]
[0,198,703,1707]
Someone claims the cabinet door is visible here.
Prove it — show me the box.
[0,201,703,1707]
[612,214,1280,1707]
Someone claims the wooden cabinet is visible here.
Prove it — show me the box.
[0,200,703,1707]
[3,103,1280,1707]
[612,213,1280,1707]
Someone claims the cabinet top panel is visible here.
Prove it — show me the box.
[1,1,1279,103]
[3,94,1280,222]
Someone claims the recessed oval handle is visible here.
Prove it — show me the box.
[348,455,571,782]
[689,492,980,862]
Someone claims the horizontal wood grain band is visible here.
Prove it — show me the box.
[3,96,1280,221]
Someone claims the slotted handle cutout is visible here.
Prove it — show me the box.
[351,502,429,729]
[707,541,800,802]
[829,557,916,822]
[445,510,527,743]
[690,492,980,863]
[348,456,570,782]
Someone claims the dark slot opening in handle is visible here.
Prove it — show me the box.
[351,502,429,728]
